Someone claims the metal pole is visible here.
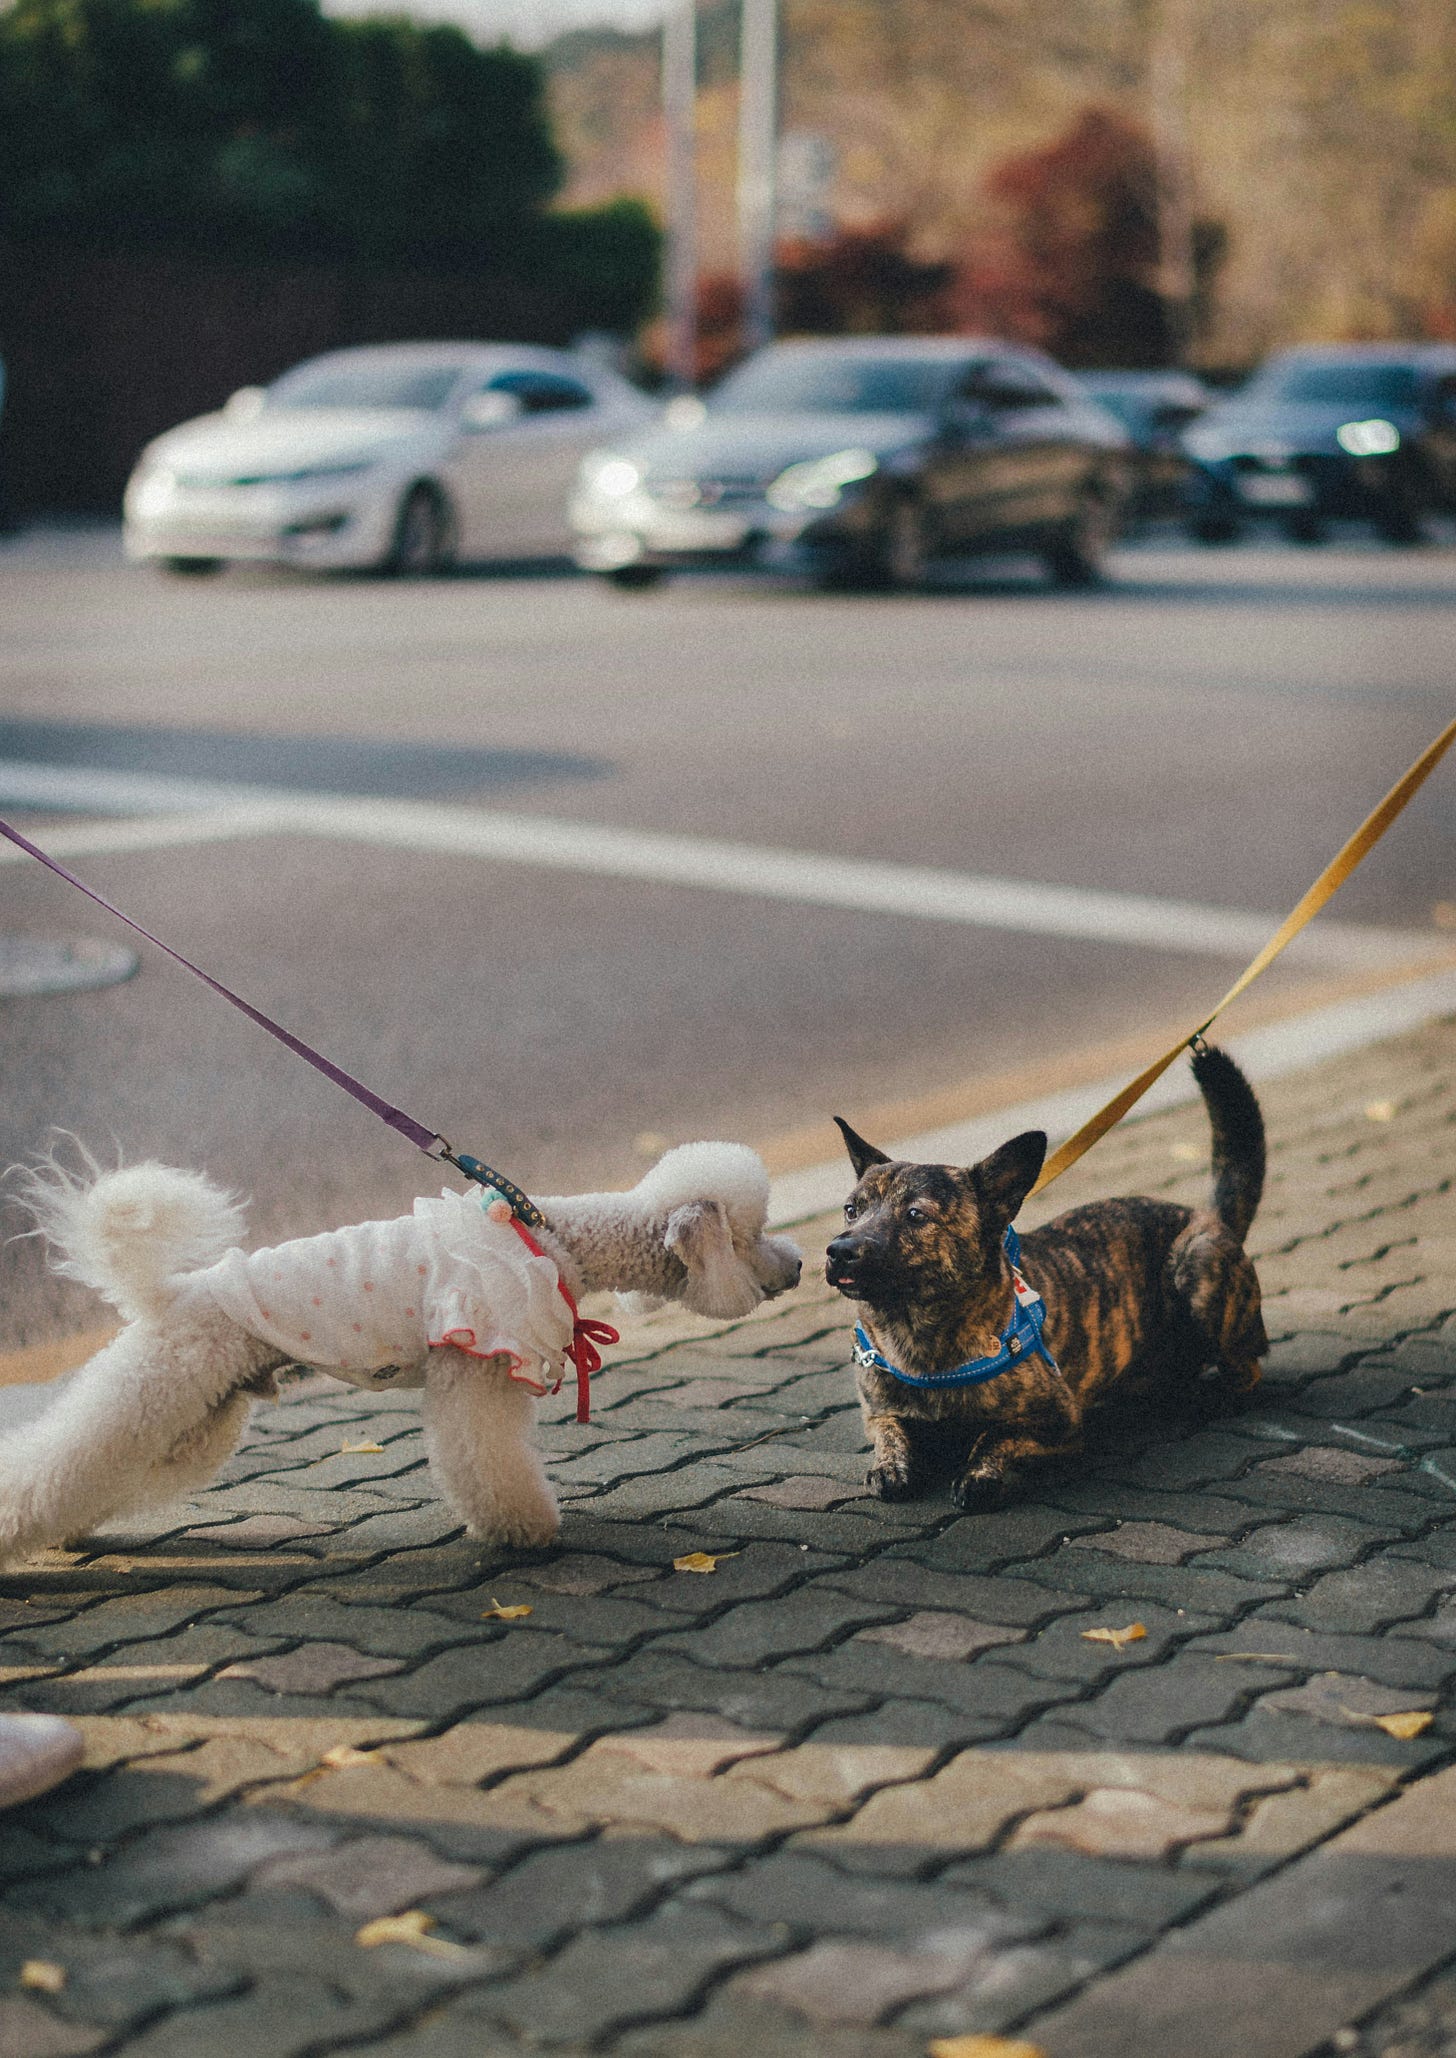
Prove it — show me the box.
[1150,0,1194,363]
[737,0,779,355]
[662,0,698,392]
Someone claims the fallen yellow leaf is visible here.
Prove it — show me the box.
[928,2036,1047,2058]
[294,1742,380,1789]
[481,1598,533,1621]
[354,1910,472,1960]
[673,1550,741,1574]
[19,1962,66,1993]
[1341,1707,1434,1740]
[1364,1100,1397,1123]
[340,1441,385,1455]
[1080,1622,1147,1649]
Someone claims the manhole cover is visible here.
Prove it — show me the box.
[0,936,140,998]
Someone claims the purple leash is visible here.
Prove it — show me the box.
[0,814,545,1227]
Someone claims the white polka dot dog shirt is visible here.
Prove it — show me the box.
[196,1188,575,1393]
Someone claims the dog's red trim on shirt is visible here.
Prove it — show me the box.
[507,1218,618,1423]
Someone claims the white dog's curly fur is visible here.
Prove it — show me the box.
[1,1144,801,1563]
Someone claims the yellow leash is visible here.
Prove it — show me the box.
[1031,714,1456,1197]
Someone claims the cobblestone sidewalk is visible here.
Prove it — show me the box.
[2,1017,1454,2058]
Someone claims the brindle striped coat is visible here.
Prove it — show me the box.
[825,1046,1268,1510]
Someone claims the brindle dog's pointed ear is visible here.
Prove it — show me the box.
[972,1130,1047,1224]
[834,1117,889,1180]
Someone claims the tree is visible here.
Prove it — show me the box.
[0,0,563,265]
[952,105,1216,368]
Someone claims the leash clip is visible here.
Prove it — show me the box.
[429,1136,545,1229]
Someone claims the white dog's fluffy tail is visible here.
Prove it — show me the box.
[14,1156,246,1322]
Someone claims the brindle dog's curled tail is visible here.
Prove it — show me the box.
[1191,1044,1265,1244]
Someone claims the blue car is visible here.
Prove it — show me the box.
[1181,342,1456,544]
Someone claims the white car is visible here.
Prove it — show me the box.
[123,341,658,575]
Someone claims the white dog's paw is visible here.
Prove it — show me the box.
[472,1509,560,1549]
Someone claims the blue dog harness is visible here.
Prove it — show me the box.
[851,1226,1060,1389]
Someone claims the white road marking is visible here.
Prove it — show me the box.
[0,758,1437,970]
[768,962,1456,1224]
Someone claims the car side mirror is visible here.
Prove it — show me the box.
[460,390,525,432]
[223,387,267,423]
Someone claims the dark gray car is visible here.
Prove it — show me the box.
[571,336,1131,590]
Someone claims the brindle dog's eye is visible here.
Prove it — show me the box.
[843,1201,857,1221]
[906,1204,925,1222]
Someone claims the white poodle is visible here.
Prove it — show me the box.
[1,1144,801,1563]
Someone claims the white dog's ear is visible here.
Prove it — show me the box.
[664,1199,763,1318]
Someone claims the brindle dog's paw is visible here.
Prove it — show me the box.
[952,1465,1010,1512]
[866,1459,918,1501]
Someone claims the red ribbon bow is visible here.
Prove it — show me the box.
[507,1216,618,1422]
[564,1317,621,1423]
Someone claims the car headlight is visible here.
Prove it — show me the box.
[579,455,642,499]
[766,448,879,512]
[1335,418,1401,457]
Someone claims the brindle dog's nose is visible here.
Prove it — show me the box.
[825,1234,861,1285]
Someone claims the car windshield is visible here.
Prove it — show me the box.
[708,352,957,416]
[1251,362,1422,410]
[267,365,462,412]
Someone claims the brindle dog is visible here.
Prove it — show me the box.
[825,1045,1267,1510]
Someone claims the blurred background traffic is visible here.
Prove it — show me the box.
[3,0,1456,1345]
[3,0,1456,569]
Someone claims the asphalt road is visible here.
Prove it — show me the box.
[2,525,1453,1345]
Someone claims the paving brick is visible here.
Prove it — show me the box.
[212,1594,474,1659]
[656,1589,894,1668]
[0,1997,106,2056]
[1020,1544,1286,1617]
[691,1847,1012,1936]
[1262,1554,1452,1634]
[1067,1518,1225,1564]
[1185,1621,1456,1690]
[1194,1512,1389,1578]
[942,1845,1216,1929]
[11,1809,341,1927]
[1023,1763,1456,2058]
[733,1918,1021,2027]
[477,1900,779,2043]
[249,1832,483,1917]
[593,1648,873,1733]
[354,1630,603,1721]
[439,1837,723,1950]
[855,1611,1025,1661]
[814,1558,1087,1626]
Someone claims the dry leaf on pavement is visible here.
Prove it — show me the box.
[295,1742,380,1788]
[481,1599,533,1621]
[19,1962,66,1993]
[339,1441,385,1455]
[673,1551,741,1574]
[928,2035,1047,2058]
[354,1910,472,1959]
[1080,1622,1147,1649]
[1341,1707,1434,1739]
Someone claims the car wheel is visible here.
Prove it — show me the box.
[884,496,931,590]
[161,556,224,576]
[386,485,451,576]
[1187,514,1241,545]
[602,565,666,590]
[1044,487,1116,587]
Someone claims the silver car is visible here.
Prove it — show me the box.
[124,341,657,575]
